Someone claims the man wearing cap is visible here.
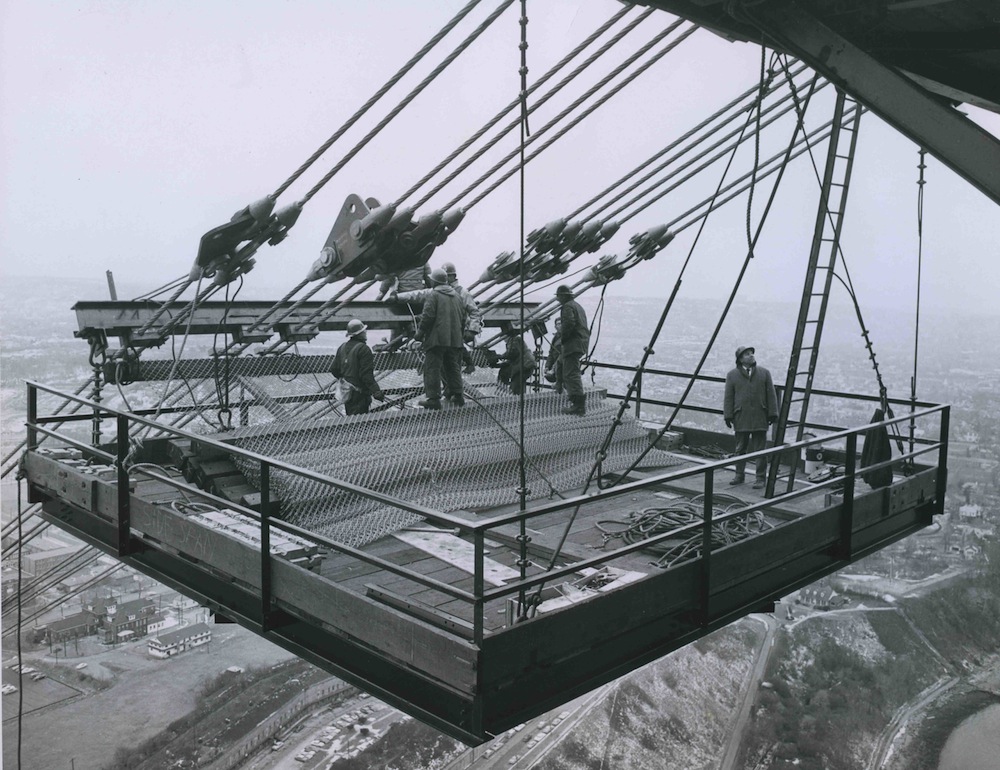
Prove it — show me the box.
[555,285,589,415]
[332,319,385,415]
[414,268,466,409]
[723,345,778,488]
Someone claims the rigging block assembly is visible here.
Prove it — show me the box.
[13,0,997,745]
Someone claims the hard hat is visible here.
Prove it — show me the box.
[735,345,755,361]
[347,319,367,337]
[555,285,573,298]
[442,262,457,278]
[429,268,449,285]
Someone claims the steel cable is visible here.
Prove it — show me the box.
[271,0,487,200]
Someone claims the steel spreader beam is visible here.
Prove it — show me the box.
[737,0,1000,207]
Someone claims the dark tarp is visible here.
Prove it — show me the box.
[860,408,893,489]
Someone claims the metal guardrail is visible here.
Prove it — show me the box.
[24,380,948,646]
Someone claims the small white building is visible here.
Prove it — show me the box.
[148,623,212,659]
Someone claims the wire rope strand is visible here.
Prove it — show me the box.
[458,22,696,212]
[270,0,486,200]
[411,7,658,212]
[301,0,517,206]
[571,60,806,222]
[516,0,530,616]
[395,2,637,208]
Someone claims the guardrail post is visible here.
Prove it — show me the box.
[635,369,643,419]
[260,461,273,631]
[839,432,857,561]
[474,530,485,646]
[700,470,713,625]
[116,414,131,557]
[26,383,38,451]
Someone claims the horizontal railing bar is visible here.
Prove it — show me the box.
[121,466,476,603]
[586,360,940,410]
[474,405,947,529]
[29,425,116,463]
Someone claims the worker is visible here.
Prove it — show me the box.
[544,318,563,394]
[395,261,482,373]
[555,285,589,415]
[723,345,778,489]
[377,264,431,300]
[497,332,536,395]
[331,319,385,415]
[414,268,466,409]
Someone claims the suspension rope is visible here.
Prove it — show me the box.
[395,2,637,208]
[911,148,926,454]
[516,0,530,613]
[578,61,806,224]
[454,22,695,213]
[271,0,486,199]
[602,74,809,226]
[411,7,658,211]
[301,0,517,206]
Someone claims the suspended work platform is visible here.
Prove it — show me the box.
[21,380,948,743]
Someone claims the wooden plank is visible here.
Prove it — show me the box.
[366,585,475,639]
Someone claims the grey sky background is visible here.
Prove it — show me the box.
[2,0,999,325]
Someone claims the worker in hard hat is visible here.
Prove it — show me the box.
[555,285,589,415]
[393,261,482,374]
[331,319,385,415]
[414,268,467,409]
[723,345,778,489]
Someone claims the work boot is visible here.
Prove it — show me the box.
[449,394,466,407]
[562,396,586,416]
[418,399,442,410]
[463,362,475,375]
[729,476,746,486]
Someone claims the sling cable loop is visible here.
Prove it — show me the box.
[516,0,531,621]
[395,3,637,209]
[450,22,697,213]
[616,52,820,484]
[589,57,784,492]
[911,148,926,457]
[407,7,658,212]
[777,60,906,462]
[271,0,486,200]
[300,0,517,207]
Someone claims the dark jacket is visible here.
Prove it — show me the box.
[398,281,482,337]
[559,300,589,357]
[416,284,466,348]
[723,365,778,432]
[500,336,536,378]
[332,338,383,399]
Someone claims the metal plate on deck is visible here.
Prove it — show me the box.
[393,530,520,586]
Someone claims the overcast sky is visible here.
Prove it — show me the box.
[2,0,999,324]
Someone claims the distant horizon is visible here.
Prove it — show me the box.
[2,269,997,321]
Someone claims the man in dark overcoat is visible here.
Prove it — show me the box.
[414,268,466,409]
[555,285,590,415]
[723,345,778,488]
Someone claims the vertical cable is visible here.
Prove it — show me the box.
[911,148,926,455]
[516,0,530,619]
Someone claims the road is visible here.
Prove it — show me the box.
[719,614,776,770]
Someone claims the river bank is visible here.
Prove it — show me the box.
[886,659,1000,770]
